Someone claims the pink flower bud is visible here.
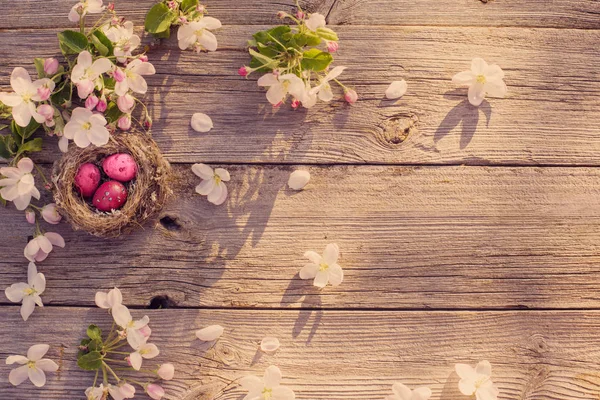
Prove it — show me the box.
[291,99,300,109]
[41,203,62,225]
[117,94,135,113]
[296,10,305,19]
[139,55,149,62]
[157,363,175,380]
[126,356,132,366]
[179,16,187,24]
[107,2,115,11]
[85,95,99,110]
[277,11,286,19]
[167,0,177,9]
[146,384,165,400]
[238,66,250,77]
[118,115,132,131]
[143,117,153,130]
[37,86,51,101]
[96,96,107,112]
[344,89,358,104]
[44,58,59,75]
[196,4,206,13]
[113,68,126,83]
[327,41,339,53]
[44,183,52,190]
[37,104,54,120]
[25,210,35,224]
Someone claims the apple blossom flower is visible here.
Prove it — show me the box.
[0,67,54,127]
[5,262,45,321]
[103,21,141,63]
[37,104,56,127]
[43,58,59,75]
[257,73,305,106]
[41,203,62,224]
[117,94,135,113]
[386,383,432,400]
[112,304,150,348]
[118,115,132,131]
[177,17,222,52]
[300,243,343,288]
[260,337,280,353]
[129,342,159,371]
[326,41,339,53]
[146,383,165,400]
[240,365,295,400]
[106,383,135,400]
[386,80,408,99]
[114,59,156,96]
[190,112,213,132]
[24,232,65,262]
[157,363,175,380]
[68,0,104,23]
[452,58,507,107]
[288,170,310,190]
[85,95,99,110]
[64,107,110,148]
[95,287,123,310]
[0,158,41,211]
[309,66,346,102]
[305,13,326,31]
[344,89,358,104]
[6,344,58,387]
[196,324,224,341]
[192,164,229,206]
[85,384,108,400]
[71,51,112,99]
[455,360,499,400]
[25,210,36,224]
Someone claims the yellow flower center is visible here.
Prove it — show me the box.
[262,388,273,400]
[27,361,37,369]
[214,175,222,184]
[319,262,329,271]
[475,376,489,388]
[194,29,205,37]
[83,122,92,130]
[476,74,486,84]
[24,288,36,296]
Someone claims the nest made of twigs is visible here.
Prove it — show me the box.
[52,131,172,238]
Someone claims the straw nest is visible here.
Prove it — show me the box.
[52,131,172,238]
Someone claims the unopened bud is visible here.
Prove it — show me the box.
[327,41,339,53]
[43,58,59,75]
[344,89,358,104]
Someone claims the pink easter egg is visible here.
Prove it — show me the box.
[74,163,101,198]
[92,181,128,211]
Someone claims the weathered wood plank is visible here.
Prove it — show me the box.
[1,307,600,399]
[0,0,335,28]
[327,0,600,29]
[1,0,599,29]
[1,165,600,309]
[2,26,599,165]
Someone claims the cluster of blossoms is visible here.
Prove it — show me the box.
[240,4,357,109]
[145,0,221,54]
[78,288,174,399]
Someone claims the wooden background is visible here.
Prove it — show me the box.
[1,0,600,399]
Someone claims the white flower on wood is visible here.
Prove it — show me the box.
[192,164,230,205]
[385,382,432,400]
[0,158,41,211]
[452,58,506,106]
[240,365,295,400]
[6,344,58,387]
[299,243,344,288]
[5,262,45,321]
[455,360,499,400]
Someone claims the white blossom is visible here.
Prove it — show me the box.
[5,262,45,321]
[63,107,110,148]
[288,170,310,190]
[191,113,213,132]
[196,324,224,341]
[385,80,407,99]
[103,21,141,63]
[108,383,136,400]
[257,73,305,106]
[240,365,295,400]
[305,13,326,32]
[177,17,222,52]
[114,59,156,96]
[71,51,112,99]
[308,66,346,103]
[157,363,175,380]
[6,344,58,387]
[112,304,150,349]
[129,342,159,371]
[95,287,123,310]
[0,158,41,211]
[68,0,104,23]
[85,384,108,400]
[24,232,65,263]
[299,243,343,288]
[0,67,54,127]
[455,360,499,400]
[192,164,229,205]
[385,383,432,400]
[452,58,507,107]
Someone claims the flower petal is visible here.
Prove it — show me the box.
[313,270,329,288]
[452,70,475,86]
[263,365,282,387]
[196,325,224,341]
[455,363,476,379]
[130,351,143,370]
[385,80,408,99]
[240,375,263,391]
[484,80,507,98]
[210,182,228,206]
[288,170,310,190]
[468,82,486,107]
[207,181,224,204]
[323,243,339,265]
[200,16,222,30]
[6,355,28,365]
[260,337,280,353]
[192,163,214,180]
[214,168,230,181]
[198,30,218,52]
[266,83,286,105]
[304,251,322,264]
[475,360,492,377]
[28,365,46,387]
[257,73,278,87]
[36,359,58,372]
[413,387,433,400]
[299,263,319,280]
[272,385,296,400]
[45,232,65,248]
[471,58,488,75]
[458,379,476,396]
[5,283,28,303]
[8,365,29,386]
[27,344,49,361]
[127,73,148,94]
[475,384,499,400]
[328,263,343,286]
[195,178,216,196]
[191,113,213,133]
[112,304,132,328]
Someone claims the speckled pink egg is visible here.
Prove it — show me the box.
[92,181,128,211]
[74,163,101,198]
[102,153,137,182]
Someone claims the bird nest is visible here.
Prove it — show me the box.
[52,131,172,238]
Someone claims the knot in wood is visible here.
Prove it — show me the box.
[377,114,418,148]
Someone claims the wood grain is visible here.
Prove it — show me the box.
[1,26,599,165]
[1,307,600,399]
[1,165,599,309]
[2,0,599,29]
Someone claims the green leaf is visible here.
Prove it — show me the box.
[291,32,321,47]
[249,48,276,67]
[17,138,43,155]
[300,48,333,72]
[316,27,339,42]
[77,351,103,371]
[0,193,6,207]
[0,136,11,159]
[253,26,291,50]
[181,0,198,13]
[78,339,91,358]
[51,83,72,108]
[153,29,171,39]
[145,3,176,34]
[13,119,41,140]
[91,30,114,57]
[33,58,46,78]
[86,324,102,341]
[0,124,8,132]
[105,102,123,124]
[57,30,89,55]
